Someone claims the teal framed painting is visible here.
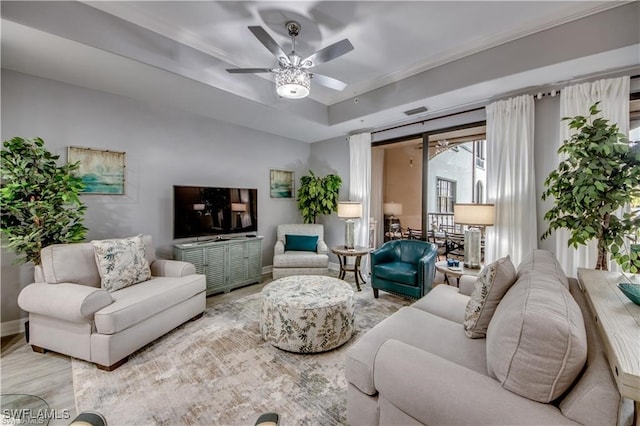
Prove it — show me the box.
[270,169,294,198]
[68,146,126,194]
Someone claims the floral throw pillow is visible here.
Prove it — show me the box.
[92,234,151,292]
[464,255,517,339]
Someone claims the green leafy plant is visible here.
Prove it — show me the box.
[1,137,87,265]
[541,102,640,272]
[296,171,342,224]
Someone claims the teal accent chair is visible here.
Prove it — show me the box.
[371,240,438,299]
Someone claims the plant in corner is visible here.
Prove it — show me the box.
[296,171,342,224]
[541,102,640,272]
[1,137,88,265]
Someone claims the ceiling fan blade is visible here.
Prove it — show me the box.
[301,39,354,68]
[248,26,291,66]
[226,68,274,74]
[311,73,348,91]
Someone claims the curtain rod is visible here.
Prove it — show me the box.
[370,72,639,137]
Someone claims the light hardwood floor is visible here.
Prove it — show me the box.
[0,278,269,425]
[1,271,446,425]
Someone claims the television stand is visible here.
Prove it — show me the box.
[174,236,263,296]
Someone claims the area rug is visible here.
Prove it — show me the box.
[72,282,409,425]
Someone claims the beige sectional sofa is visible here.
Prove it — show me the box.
[346,250,622,425]
[18,235,206,370]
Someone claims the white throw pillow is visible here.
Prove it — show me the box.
[92,234,151,292]
[463,255,517,338]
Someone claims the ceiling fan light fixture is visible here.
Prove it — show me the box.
[276,68,310,99]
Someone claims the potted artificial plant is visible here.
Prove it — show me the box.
[1,137,87,266]
[541,102,640,272]
[296,171,342,224]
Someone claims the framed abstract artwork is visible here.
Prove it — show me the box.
[270,169,294,198]
[68,146,126,194]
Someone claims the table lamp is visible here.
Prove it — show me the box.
[453,203,495,269]
[383,202,403,218]
[338,201,363,250]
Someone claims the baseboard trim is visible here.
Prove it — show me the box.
[1,318,27,337]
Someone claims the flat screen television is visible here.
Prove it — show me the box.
[173,185,258,239]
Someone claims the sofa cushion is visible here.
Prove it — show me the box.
[40,242,102,288]
[411,284,470,324]
[464,256,517,338]
[285,234,318,252]
[273,252,329,268]
[346,306,487,396]
[486,272,587,403]
[94,274,205,334]
[517,249,568,288]
[92,234,151,292]
[373,262,417,286]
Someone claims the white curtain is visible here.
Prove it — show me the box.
[348,132,372,275]
[485,95,537,267]
[370,148,384,248]
[556,76,630,277]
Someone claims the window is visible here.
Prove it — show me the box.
[475,180,484,203]
[436,177,456,213]
[474,140,485,169]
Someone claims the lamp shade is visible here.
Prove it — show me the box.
[276,68,310,99]
[193,203,205,211]
[231,203,247,212]
[454,204,495,226]
[337,201,362,219]
[383,202,403,216]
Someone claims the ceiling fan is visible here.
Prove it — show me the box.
[226,21,354,99]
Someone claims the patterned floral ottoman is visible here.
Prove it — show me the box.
[260,275,355,353]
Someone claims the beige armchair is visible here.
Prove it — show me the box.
[272,224,329,279]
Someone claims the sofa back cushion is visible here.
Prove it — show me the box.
[277,224,324,242]
[39,235,156,288]
[463,256,517,338]
[486,272,587,403]
[40,242,102,287]
[558,279,621,425]
[517,249,568,288]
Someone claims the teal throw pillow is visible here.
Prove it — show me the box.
[285,234,318,252]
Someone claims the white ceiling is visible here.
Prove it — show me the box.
[2,1,639,143]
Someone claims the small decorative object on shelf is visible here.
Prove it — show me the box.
[618,283,640,306]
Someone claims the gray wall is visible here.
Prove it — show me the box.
[1,70,310,323]
[534,96,562,254]
[309,136,350,264]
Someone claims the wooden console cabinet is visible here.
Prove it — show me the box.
[577,268,640,425]
[174,237,263,296]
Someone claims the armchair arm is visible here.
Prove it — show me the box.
[151,259,196,277]
[417,245,437,295]
[371,243,396,266]
[459,275,477,296]
[18,282,113,322]
[317,239,328,254]
[374,340,578,425]
[274,240,285,255]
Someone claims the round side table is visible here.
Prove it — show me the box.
[331,246,371,291]
[435,260,483,286]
